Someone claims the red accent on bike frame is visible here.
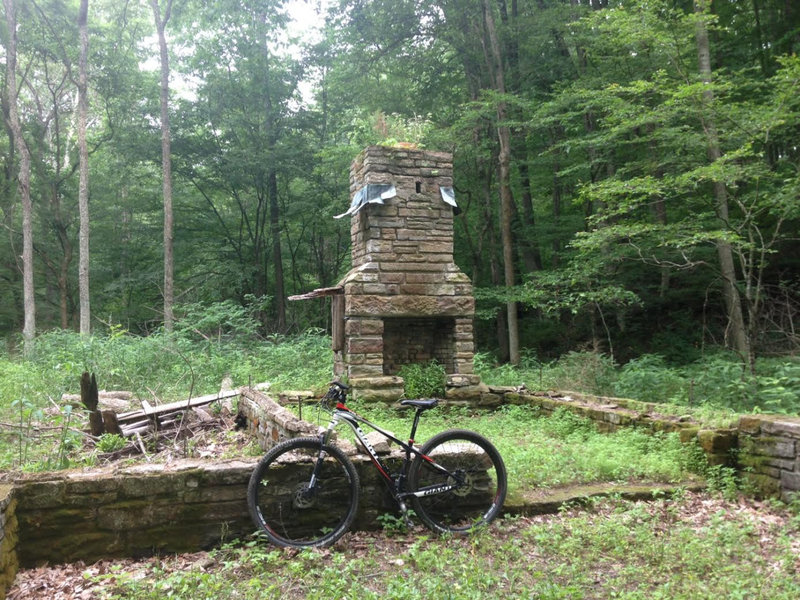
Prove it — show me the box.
[336,402,348,410]
[420,454,434,463]
[368,453,391,480]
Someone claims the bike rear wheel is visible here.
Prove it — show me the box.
[247,437,359,548]
[409,429,507,534]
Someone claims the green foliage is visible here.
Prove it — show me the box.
[96,433,127,453]
[474,350,619,395]
[347,111,435,148]
[398,361,446,399]
[376,511,413,536]
[475,347,800,415]
[547,352,618,395]
[173,298,265,342]
[615,354,690,404]
[703,464,741,501]
[614,353,800,414]
[351,403,702,494]
[0,327,333,470]
[86,494,800,599]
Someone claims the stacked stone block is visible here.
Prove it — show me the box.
[737,414,800,500]
[336,146,479,401]
[0,485,18,600]
[237,387,321,450]
[6,455,397,570]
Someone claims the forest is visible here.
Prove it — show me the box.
[1,0,799,377]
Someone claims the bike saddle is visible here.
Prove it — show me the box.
[399,398,439,410]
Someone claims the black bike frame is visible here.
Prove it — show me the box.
[319,403,458,502]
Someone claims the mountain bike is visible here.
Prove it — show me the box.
[247,381,507,548]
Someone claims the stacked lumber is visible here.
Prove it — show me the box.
[116,389,240,436]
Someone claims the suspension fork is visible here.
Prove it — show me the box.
[305,413,341,492]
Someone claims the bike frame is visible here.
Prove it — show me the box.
[318,402,460,505]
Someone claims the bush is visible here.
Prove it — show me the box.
[96,433,127,453]
[614,354,685,402]
[546,351,617,395]
[398,361,446,398]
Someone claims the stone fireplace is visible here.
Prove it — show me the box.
[292,145,483,401]
[340,144,485,401]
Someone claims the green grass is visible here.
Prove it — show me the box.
[73,493,800,599]
[0,329,332,471]
[475,349,800,416]
[1,328,792,475]
[321,403,705,497]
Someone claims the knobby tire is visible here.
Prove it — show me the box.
[408,429,507,534]
[247,436,359,548]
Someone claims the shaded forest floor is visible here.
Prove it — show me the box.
[9,492,800,599]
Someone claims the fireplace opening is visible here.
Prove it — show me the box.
[382,317,456,376]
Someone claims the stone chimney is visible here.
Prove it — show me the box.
[332,145,482,401]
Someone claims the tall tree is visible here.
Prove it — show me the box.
[481,0,520,365]
[3,0,36,354]
[694,0,750,364]
[77,0,90,334]
[150,0,174,332]
[171,0,302,332]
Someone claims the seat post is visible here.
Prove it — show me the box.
[409,408,424,443]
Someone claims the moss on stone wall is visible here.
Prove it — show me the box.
[0,484,18,600]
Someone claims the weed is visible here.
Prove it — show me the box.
[704,464,740,501]
[377,511,413,535]
[97,433,127,453]
[398,361,446,399]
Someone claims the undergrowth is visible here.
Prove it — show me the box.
[85,494,800,599]
[326,404,707,496]
[475,350,800,416]
[2,311,798,474]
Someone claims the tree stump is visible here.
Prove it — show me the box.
[81,372,104,436]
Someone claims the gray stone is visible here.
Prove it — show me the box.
[357,431,393,455]
[762,419,800,439]
[780,470,800,491]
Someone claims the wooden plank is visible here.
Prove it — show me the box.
[117,389,241,423]
[331,294,345,352]
[288,286,343,301]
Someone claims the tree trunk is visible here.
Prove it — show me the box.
[482,0,520,365]
[268,169,286,332]
[78,0,91,334]
[694,0,752,367]
[501,0,541,273]
[3,0,36,355]
[150,0,174,332]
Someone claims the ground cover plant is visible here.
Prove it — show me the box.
[9,492,799,599]
[475,350,800,418]
[0,327,770,478]
[0,326,332,471]
[319,403,706,499]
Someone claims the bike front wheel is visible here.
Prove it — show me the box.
[247,436,360,548]
[408,429,507,534]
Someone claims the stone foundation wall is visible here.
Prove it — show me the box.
[10,453,398,571]
[4,386,800,597]
[0,485,18,600]
[237,387,322,451]
[737,415,800,501]
[496,389,799,499]
[14,459,256,567]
